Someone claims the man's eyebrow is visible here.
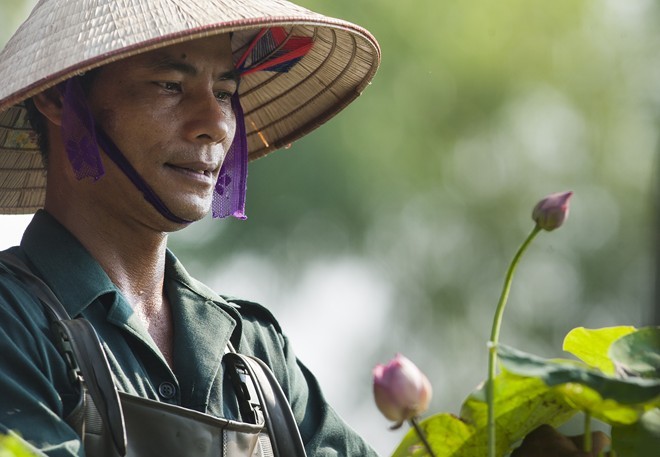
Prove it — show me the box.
[218,69,240,85]
[146,56,240,84]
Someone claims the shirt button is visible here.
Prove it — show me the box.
[158,382,176,400]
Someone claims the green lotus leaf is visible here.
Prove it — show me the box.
[391,412,485,457]
[461,372,575,439]
[391,371,575,457]
[563,326,636,374]
[553,382,644,425]
[497,344,660,405]
[611,408,660,456]
[0,433,37,457]
[608,326,660,379]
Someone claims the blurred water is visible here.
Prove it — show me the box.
[0,215,31,249]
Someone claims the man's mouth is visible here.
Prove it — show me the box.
[166,163,216,180]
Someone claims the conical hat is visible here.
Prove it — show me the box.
[0,0,380,214]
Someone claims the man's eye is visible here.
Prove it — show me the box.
[214,91,232,102]
[157,82,181,92]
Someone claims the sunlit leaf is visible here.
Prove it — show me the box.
[391,372,575,457]
[497,344,660,405]
[554,383,643,425]
[0,433,36,457]
[563,326,636,374]
[461,372,575,443]
[609,327,660,379]
[391,413,483,457]
[611,408,660,457]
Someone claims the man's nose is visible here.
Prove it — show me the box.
[184,90,232,145]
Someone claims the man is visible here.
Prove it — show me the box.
[0,0,380,455]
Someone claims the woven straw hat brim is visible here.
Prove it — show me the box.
[0,0,380,214]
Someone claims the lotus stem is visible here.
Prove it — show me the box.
[487,225,541,457]
[410,417,437,457]
[584,411,592,453]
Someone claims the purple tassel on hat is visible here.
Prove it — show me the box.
[211,26,313,219]
[212,93,247,219]
[60,77,104,180]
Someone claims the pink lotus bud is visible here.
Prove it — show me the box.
[532,191,573,231]
[373,353,433,429]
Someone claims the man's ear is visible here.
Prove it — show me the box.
[32,87,64,126]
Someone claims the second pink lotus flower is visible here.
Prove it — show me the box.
[532,191,573,231]
[373,353,433,429]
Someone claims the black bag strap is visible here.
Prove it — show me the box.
[0,251,127,455]
[225,352,307,457]
[54,319,127,454]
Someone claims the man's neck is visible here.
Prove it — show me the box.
[46,205,169,308]
[51,207,177,368]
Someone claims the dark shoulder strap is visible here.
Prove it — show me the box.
[0,251,127,455]
[53,318,127,454]
[225,352,308,457]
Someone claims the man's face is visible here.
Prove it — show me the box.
[86,33,237,226]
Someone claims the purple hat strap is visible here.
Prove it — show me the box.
[59,76,104,182]
[60,77,194,224]
[96,126,194,224]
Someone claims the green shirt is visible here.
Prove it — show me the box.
[0,211,378,456]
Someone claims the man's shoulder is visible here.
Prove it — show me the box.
[0,250,60,367]
[220,295,283,334]
[0,251,50,325]
[0,249,39,305]
[171,264,282,334]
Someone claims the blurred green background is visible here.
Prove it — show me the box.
[2,0,659,454]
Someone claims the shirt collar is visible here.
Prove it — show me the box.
[20,210,241,334]
[164,250,242,348]
[20,210,118,317]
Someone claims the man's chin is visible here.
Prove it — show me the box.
[158,199,212,230]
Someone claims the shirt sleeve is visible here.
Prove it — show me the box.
[232,299,380,457]
[0,273,83,457]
